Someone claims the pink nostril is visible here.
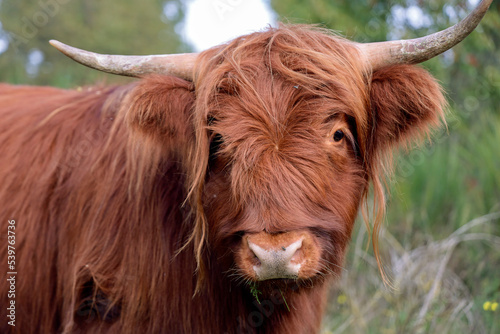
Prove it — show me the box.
[249,248,261,266]
[247,237,304,281]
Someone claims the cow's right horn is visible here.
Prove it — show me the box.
[50,40,197,81]
[358,0,493,70]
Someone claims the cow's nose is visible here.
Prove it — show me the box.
[247,237,304,280]
[237,230,321,281]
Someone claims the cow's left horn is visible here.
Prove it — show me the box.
[50,40,197,81]
[358,0,493,70]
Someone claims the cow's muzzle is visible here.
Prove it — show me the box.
[236,230,321,281]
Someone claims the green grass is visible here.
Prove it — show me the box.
[323,213,500,334]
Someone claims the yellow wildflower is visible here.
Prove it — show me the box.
[337,294,347,305]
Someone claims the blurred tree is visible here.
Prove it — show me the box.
[271,0,392,41]
[0,0,190,86]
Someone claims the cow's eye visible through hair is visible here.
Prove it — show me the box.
[208,132,227,174]
[333,130,344,142]
[209,134,223,162]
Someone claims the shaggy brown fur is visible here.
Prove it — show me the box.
[0,25,445,333]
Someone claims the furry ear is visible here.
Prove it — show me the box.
[126,75,195,150]
[365,65,447,282]
[369,65,446,154]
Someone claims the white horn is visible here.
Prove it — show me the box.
[50,40,198,81]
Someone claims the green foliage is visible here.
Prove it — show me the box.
[249,282,262,304]
[0,0,189,87]
[271,0,394,41]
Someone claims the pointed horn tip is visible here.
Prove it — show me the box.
[49,39,63,49]
[49,40,74,56]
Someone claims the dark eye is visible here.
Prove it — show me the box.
[333,130,344,142]
[209,133,223,165]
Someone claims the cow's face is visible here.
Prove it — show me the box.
[191,27,445,290]
[195,29,371,288]
[203,79,367,284]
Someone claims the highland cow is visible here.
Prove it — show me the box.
[0,1,493,333]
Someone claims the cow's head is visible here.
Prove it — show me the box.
[192,28,374,286]
[188,27,445,290]
[51,0,491,292]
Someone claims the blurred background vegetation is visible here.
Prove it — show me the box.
[0,0,189,85]
[1,0,499,333]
